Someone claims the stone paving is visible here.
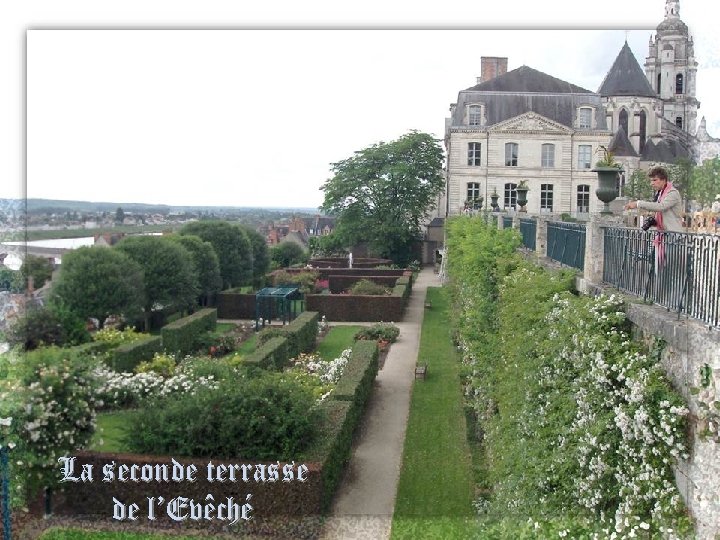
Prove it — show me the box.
[319,267,437,540]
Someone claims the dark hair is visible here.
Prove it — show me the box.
[648,166,669,181]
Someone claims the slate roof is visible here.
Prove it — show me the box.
[452,65,607,130]
[598,42,657,98]
[607,126,639,158]
[641,137,690,163]
[466,65,593,94]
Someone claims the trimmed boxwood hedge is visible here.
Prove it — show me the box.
[302,399,354,512]
[111,335,163,372]
[333,339,379,427]
[256,311,319,359]
[244,336,290,370]
[160,308,217,356]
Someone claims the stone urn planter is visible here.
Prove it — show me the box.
[490,192,500,211]
[592,166,623,214]
[515,184,529,212]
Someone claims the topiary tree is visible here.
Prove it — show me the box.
[167,234,222,306]
[50,246,145,330]
[179,221,253,288]
[115,235,199,330]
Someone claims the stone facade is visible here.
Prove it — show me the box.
[440,0,717,222]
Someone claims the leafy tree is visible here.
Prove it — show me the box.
[115,235,199,329]
[308,233,347,257]
[688,156,720,206]
[319,131,444,266]
[20,254,54,290]
[0,266,24,292]
[241,225,271,286]
[179,221,253,288]
[115,206,125,223]
[271,241,309,269]
[50,246,145,329]
[167,234,222,306]
[7,305,66,350]
[624,170,654,201]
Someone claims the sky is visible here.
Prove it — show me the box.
[1,0,718,210]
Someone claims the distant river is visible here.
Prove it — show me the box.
[2,237,96,270]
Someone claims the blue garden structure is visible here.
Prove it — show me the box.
[255,286,302,329]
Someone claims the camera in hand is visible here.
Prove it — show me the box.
[641,216,657,231]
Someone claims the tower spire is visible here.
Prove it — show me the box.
[665,0,680,19]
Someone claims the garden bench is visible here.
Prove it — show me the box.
[415,363,428,380]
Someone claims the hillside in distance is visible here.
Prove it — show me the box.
[5,198,321,215]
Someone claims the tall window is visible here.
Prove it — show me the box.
[657,73,662,93]
[578,107,592,129]
[577,184,590,213]
[505,143,518,166]
[468,105,482,126]
[675,74,684,94]
[467,142,481,166]
[578,145,592,169]
[504,183,517,209]
[541,143,555,168]
[675,116,683,129]
[639,110,647,153]
[467,182,481,200]
[540,184,553,212]
[619,109,629,135]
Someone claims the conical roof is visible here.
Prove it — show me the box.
[598,42,657,98]
[608,126,638,157]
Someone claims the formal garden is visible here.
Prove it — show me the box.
[0,301,402,538]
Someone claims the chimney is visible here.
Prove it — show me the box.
[477,56,508,83]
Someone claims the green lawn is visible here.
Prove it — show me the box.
[215,322,236,333]
[391,287,477,539]
[89,410,137,453]
[235,334,257,355]
[38,528,207,540]
[316,325,363,361]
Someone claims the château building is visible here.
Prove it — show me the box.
[441,0,717,217]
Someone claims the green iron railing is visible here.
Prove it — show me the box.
[547,222,586,271]
[603,227,719,327]
[519,218,536,250]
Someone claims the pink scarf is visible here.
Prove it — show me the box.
[654,181,673,266]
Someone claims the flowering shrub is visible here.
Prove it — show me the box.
[135,351,176,377]
[1,347,100,495]
[354,322,400,343]
[126,374,320,460]
[93,327,147,346]
[446,216,692,537]
[285,349,351,402]
[92,363,220,410]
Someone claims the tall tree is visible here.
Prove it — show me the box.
[167,234,222,306]
[49,246,145,328]
[179,221,253,288]
[240,225,271,287]
[320,131,444,265]
[115,206,125,224]
[115,235,199,329]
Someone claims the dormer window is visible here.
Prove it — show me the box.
[578,107,593,129]
[466,104,484,127]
